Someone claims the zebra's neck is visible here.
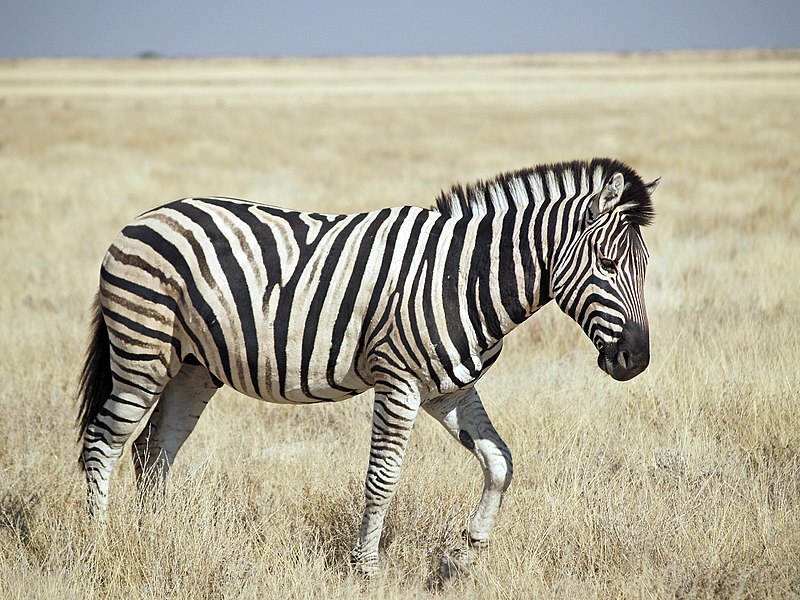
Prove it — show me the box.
[438,175,567,349]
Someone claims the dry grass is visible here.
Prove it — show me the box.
[0,50,798,598]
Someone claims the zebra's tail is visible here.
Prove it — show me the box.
[77,293,112,460]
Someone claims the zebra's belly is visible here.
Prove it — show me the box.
[278,376,372,404]
[209,367,373,405]
[190,326,372,405]
[215,366,372,404]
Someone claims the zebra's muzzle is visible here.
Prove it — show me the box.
[597,322,650,381]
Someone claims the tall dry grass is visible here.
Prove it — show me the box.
[0,50,798,598]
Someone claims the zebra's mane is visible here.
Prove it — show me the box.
[432,158,655,227]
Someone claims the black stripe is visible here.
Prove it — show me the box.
[110,372,158,396]
[369,211,430,367]
[465,225,490,351]
[474,205,503,342]
[440,219,475,376]
[98,405,139,424]
[498,181,526,324]
[103,307,174,345]
[91,416,130,440]
[370,346,412,375]
[481,347,502,371]
[372,379,406,397]
[562,264,597,318]
[577,294,624,329]
[113,361,162,387]
[108,339,162,364]
[374,398,414,423]
[388,303,422,371]
[531,178,552,307]
[518,194,537,308]
[406,218,445,390]
[422,215,472,387]
[109,394,150,411]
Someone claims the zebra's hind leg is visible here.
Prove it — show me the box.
[81,367,168,519]
[423,387,513,581]
[132,360,220,506]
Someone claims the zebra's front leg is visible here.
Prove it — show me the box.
[423,387,512,559]
[350,382,421,577]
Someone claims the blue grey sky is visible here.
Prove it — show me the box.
[1,1,798,58]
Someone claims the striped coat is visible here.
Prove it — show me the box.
[79,158,658,577]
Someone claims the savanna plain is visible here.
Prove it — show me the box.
[0,50,798,598]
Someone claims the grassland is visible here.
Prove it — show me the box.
[0,50,798,598]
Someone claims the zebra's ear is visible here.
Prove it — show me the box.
[597,172,625,214]
[644,178,661,195]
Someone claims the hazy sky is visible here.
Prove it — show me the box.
[1,1,798,58]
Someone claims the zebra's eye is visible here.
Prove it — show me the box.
[598,257,617,274]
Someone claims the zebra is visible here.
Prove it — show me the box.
[77,157,658,577]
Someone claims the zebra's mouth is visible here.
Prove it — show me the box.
[596,324,650,381]
[598,349,646,381]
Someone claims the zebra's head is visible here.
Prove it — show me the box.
[552,166,658,381]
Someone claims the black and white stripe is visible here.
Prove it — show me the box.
[78,157,657,575]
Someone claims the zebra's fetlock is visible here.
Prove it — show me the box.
[462,527,490,550]
[350,548,380,578]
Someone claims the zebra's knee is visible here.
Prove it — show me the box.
[490,457,512,494]
[479,440,513,493]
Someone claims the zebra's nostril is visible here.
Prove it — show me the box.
[596,339,605,352]
[619,349,630,369]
